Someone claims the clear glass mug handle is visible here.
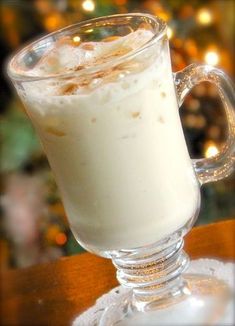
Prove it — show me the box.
[174,64,235,185]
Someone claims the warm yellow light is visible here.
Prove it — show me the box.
[44,14,62,32]
[205,143,219,158]
[204,51,219,66]
[73,35,81,43]
[158,12,170,22]
[82,0,95,12]
[197,8,213,25]
[55,232,67,246]
[167,27,174,39]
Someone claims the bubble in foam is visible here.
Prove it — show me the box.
[89,78,102,90]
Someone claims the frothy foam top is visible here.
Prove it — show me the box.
[30,29,154,77]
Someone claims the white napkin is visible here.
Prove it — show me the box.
[73,259,235,326]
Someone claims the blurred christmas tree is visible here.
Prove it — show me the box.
[0,0,234,266]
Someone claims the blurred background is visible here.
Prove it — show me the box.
[0,0,234,269]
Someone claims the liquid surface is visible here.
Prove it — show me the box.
[30,29,154,77]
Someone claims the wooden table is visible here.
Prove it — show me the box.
[1,219,234,326]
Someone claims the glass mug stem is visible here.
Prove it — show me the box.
[101,229,231,325]
[112,232,189,311]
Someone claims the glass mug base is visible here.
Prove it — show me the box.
[99,276,232,325]
[99,231,232,325]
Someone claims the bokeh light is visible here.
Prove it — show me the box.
[196,8,213,25]
[55,232,67,246]
[204,51,220,66]
[167,27,174,39]
[205,142,219,158]
[73,35,81,43]
[82,0,95,12]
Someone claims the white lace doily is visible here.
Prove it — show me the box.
[73,259,235,326]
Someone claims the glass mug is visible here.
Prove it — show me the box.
[8,13,235,325]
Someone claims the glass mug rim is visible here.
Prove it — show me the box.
[7,13,167,82]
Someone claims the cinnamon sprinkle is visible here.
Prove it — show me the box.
[81,43,94,51]
[45,126,66,136]
[56,36,75,47]
[132,111,140,118]
[74,65,84,71]
[59,83,78,95]
[103,36,121,42]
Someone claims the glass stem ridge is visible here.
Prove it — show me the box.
[112,235,189,312]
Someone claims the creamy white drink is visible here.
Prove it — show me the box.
[20,30,200,251]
